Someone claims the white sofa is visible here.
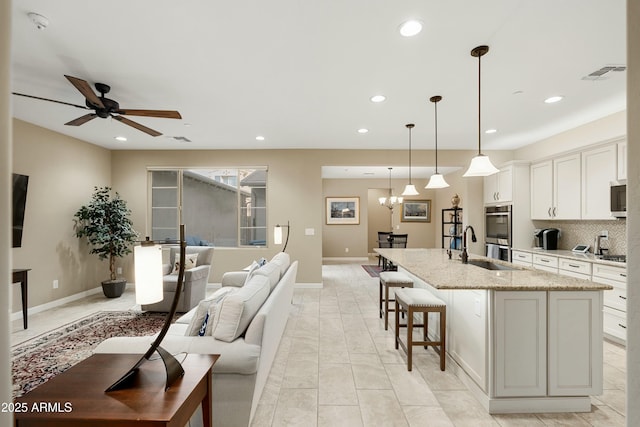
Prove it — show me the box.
[94,252,297,427]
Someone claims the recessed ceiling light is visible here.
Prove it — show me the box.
[183,123,192,127]
[485,129,497,134]
[399,20,423,37]
[256,135,265,141]
[544,96,563,104]
[357,128,369,134]
[114,136,127,142]
[370,95,386,103]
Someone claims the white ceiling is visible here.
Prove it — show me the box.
[10,1,626,153]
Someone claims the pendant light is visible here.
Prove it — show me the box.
[379,167,403,208]
[463,45,499,177]
[402,123,420,195]
[425,95,450,189]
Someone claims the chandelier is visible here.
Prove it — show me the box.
[379,167,403,209]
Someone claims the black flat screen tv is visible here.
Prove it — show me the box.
[12,173,29,248]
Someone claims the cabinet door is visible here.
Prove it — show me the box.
[494,291,547,397]
[484,174,498,204]
[497,166,513,202]
[582,144,616,219]
[548,291,603,396]
[531,161,553,219]
[553,154,581,219]
[617,141,627,180]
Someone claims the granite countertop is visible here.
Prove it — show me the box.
[512,247,627,268]
[374,248,613,291]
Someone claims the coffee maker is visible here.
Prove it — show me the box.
[534,228,561,250]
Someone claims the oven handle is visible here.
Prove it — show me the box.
[485,213,511,216]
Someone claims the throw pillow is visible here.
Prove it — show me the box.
[184,287,236,336]
[170,253,199,275]
[212,274,270,342]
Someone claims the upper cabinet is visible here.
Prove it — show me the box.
[531,154,581,220]
[484,166,513,204]
[582,144,616,219]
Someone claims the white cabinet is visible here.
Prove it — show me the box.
[617,141,627,180]
[494,291,547,397]
[532,253,558,273]
[581,144,616,219]
[530,154,581,220]
[512,250,532,267]
[548,291,603,396]
[484,166,513,204]
[558,258,591,280]
[592,263,627,343]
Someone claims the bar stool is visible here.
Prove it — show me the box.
[379,271,413,330]
[394,288,446,371]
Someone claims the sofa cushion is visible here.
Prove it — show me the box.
[270,252,290,276]
[254,262,281,291]
[213,275,270,342]
[185,287,236,336]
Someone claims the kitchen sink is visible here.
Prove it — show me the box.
[467,259,516,271]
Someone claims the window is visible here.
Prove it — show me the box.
[149,168,267,247]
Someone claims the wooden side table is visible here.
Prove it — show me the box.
[14,353,218,427]
[12,269,30,329]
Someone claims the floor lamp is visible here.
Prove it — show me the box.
[105,224,187,392]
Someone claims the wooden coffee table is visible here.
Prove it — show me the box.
[14,353,218,427]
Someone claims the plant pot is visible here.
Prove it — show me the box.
[101,279,126,298]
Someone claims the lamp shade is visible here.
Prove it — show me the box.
[425,173,450,189]
[401,184,419,196]
[462,154,500,177]
[274,225,283,245]
[134,244,164,305]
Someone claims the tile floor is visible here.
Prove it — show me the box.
[11,259,627,426]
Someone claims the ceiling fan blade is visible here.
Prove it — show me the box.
[64,75,104,108]
[117,109,182,119]
[65,114,97,126]
[12,92,91,110]
[113,115,162,137]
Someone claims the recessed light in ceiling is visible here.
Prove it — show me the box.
[256,135,265,141]
[485,129,497,134]
[183,123,192,127]
[399,20,423,37]
[370,95,386,103]
[114,136,127,142]
[357,128,369,134]
[544,96,563,104]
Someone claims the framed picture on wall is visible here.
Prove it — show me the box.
[326,197,360,225]
[401,199,431,222]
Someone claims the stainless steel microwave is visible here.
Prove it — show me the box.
[610,180,626,218]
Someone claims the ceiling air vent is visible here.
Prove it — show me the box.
[169,136,192,142]
[582,65,626,81]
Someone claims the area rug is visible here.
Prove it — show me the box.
[11,310,172,398]
[362,264,383,277]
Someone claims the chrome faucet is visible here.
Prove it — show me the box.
[461,225,477,264]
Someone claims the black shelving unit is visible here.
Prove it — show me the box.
[442,207,462,249]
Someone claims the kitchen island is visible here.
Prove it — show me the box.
[375,248,612,414]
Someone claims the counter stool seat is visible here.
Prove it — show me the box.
[394,288,446,371]
[379,271,414,330]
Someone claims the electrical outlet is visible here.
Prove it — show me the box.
[600,230,609,240]
[53,280,59,289]
[116,267,123,275]
[345,247,349,253]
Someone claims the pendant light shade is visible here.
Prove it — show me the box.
[425,95,450,189]
[463,45,499,177]
[402,123,420,196]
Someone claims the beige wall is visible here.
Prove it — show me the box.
[11,120,112,312]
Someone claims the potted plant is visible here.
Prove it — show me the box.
[74,186,138,298]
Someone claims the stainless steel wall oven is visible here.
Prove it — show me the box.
[485,205,512,262]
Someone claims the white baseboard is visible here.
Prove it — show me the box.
[10,285,110,321]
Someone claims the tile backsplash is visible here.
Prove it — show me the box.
[532,219,626,255]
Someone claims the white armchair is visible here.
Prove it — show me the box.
[141,246,214,312]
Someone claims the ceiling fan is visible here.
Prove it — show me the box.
[12,75,182,137]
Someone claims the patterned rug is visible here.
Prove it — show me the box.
[11,310,171,398]
[362,264,383,277]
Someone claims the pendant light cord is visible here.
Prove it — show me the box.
[477,51,482,156]
[406,123,415,184]
[434,101,439,173]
